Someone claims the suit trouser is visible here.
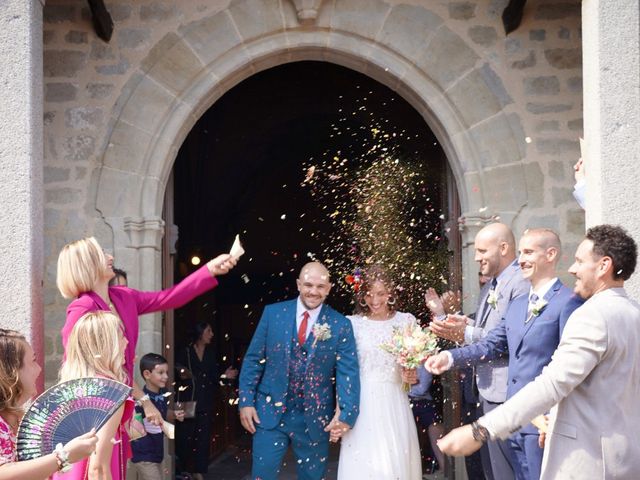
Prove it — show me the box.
[480,398,515,480]
[252,407,329,480]
[508,432,543,480]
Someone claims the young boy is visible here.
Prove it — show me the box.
[130,353,184,480]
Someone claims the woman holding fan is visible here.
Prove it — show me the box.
[0,329,97,479]
[337,266,422,480]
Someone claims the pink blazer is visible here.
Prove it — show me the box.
[61,264,218,385]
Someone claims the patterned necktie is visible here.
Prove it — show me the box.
[298,311,310,345]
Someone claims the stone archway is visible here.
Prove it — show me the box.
[94,0,529,354]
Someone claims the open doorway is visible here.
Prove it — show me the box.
[165,61,460,476]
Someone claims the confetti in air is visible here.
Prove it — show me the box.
[302,94,452,318]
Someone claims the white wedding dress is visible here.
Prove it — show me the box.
[338,312,422,480]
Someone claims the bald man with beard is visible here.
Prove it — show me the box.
[239,262,360,480]
[429,223,529,480]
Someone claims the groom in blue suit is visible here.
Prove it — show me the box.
[427,228,583,479]
[239,262,360,480]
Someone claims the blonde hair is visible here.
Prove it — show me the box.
[57,237,107,299]
[59,311,128,385]
[0,329,28,417]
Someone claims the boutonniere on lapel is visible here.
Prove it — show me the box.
[312,323,332,347]
[527,299,548,323]
[487,289,499,309]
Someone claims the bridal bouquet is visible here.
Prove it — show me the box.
[380,321,440,390]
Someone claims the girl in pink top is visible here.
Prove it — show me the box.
[0,329,97,479]
[56,237,236,456]
[55,311,133,480]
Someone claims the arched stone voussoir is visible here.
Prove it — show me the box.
[96,168,149,218]
[376,4,443,64]
[414,25,479,92]
[143,35,206,97]
[469,113,525,169]
[115,75,181,137]
[330,0,391,41]
[447,72,502,129]
[177,10,243,67]
[102,120,155,175]
[139,175,170,219]
[227,0,287,43]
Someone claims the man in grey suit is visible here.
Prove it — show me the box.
[437,225,640,480]
[429,222,528,480]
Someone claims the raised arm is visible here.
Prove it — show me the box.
[133,264,219,315]
[451,316,509,367]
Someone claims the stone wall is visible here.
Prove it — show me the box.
[42,0,584,382]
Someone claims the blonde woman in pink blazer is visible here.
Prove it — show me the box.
[56,237,236,465]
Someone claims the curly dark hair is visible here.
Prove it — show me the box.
[585,225,637,281]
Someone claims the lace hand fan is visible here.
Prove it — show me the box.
[16,377,131,461]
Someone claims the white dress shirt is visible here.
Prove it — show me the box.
[528,277,558,304]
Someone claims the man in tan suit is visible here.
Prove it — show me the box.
[436,225,640,479]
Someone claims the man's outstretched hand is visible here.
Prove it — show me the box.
[437,424,484,457]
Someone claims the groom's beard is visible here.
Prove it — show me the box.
[300,296,323,310]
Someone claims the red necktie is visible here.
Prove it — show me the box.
[298,311,309,345]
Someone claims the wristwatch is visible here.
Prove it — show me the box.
[136,394,150,406]
[471,421,490,443]
[54,443,72,473]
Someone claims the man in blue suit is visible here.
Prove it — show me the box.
[427,228,583,479]
[239,262,360,480]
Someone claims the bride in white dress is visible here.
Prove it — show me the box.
[338,266,422,480]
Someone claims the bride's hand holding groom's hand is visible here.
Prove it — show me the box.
[325,411,351,443]
[239,406,261,434]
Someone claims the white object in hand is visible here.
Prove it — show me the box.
[162,421,175,439]
[230,234,245,260]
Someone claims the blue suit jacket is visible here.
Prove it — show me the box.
[451,279,584,434]
[239,299,360,441]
